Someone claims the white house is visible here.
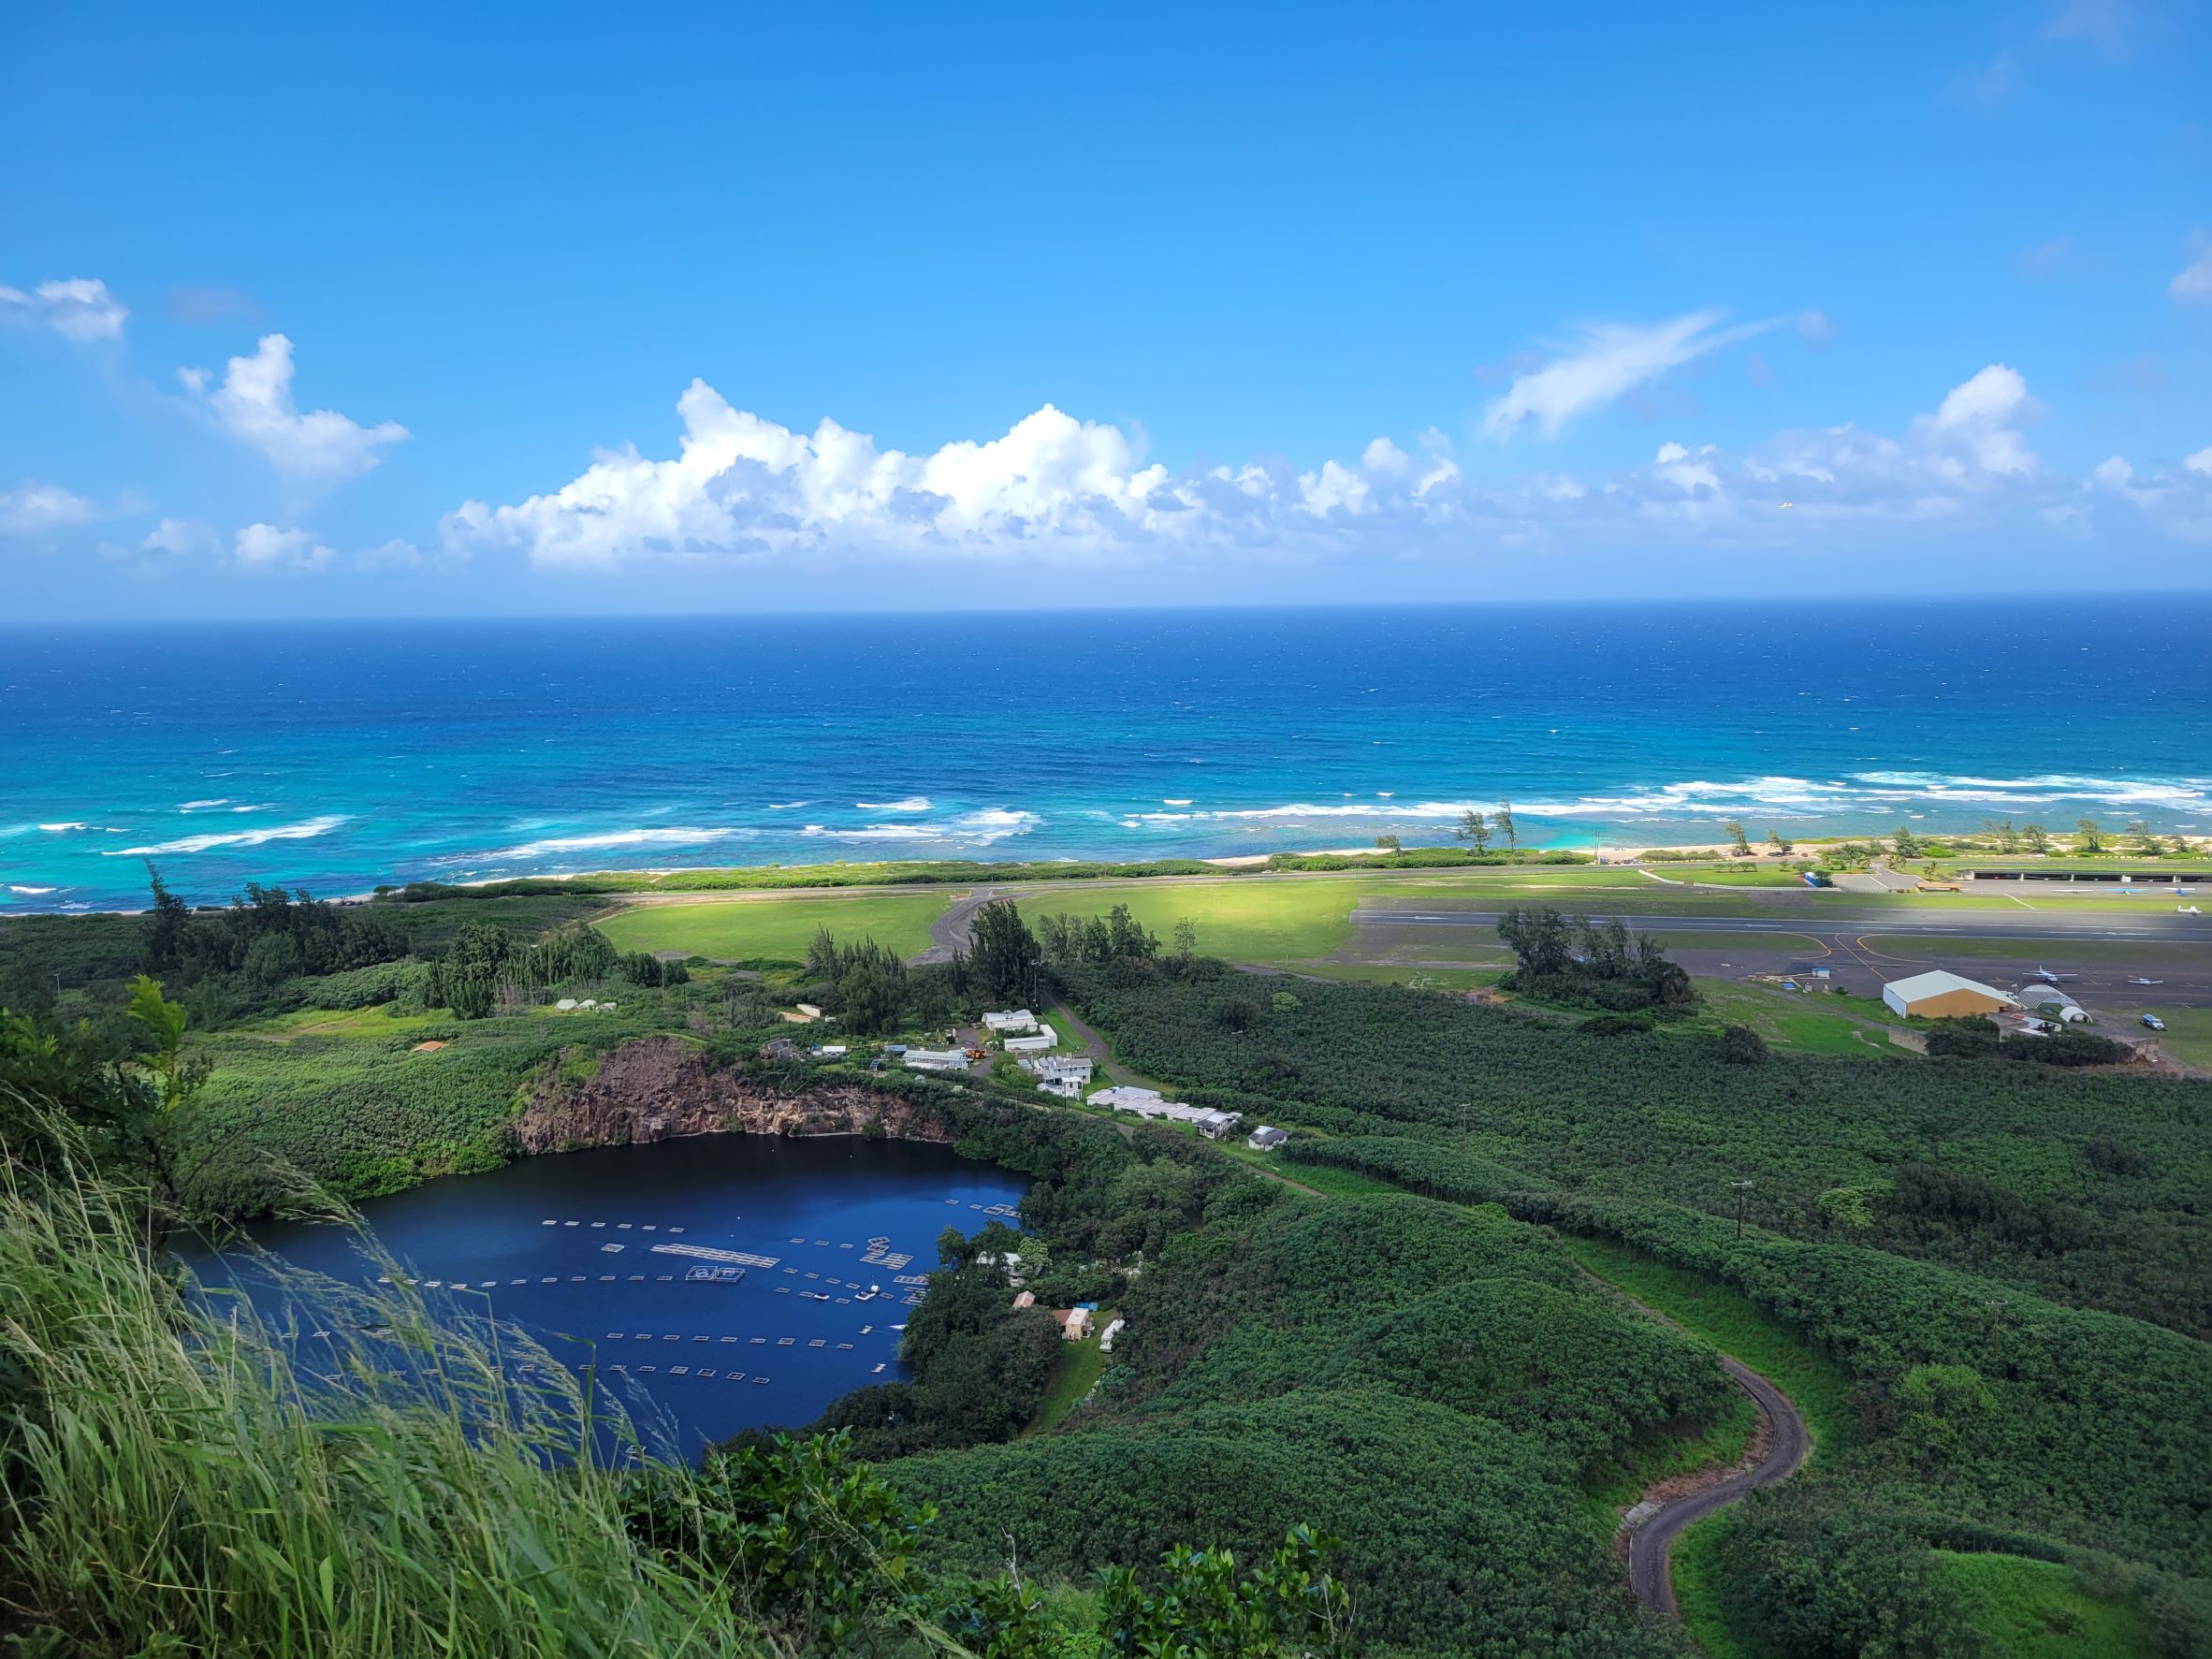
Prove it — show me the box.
[1003,1025,1057,1054]
[903,1047,968,1072]
[1024,1053,1093,1084]
[1091,1085,1166,1112]
[1196,1110,1240,1141]
[1099,1317,1127,1353]
[983,1009,1039,1034]
[1247,1126,1289,1151]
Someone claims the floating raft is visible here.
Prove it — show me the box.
[652,1243,779,1269]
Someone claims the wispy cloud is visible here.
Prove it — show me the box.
[2171,235,2212,306]
[0,482,100,535]
[0,277,127,343]
[2044,0,2136,61]
[182,334,409,487]
[141,518,222,557]
[1478,312,1775,441]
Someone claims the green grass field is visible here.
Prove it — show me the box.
[1686,980,1906,1057]
[1017,879,1363,963]
[1668,1516,1765,1659]
[1934,1552,2157,1658]
[1027,1329,1112,1434]
[594,890,954,962]
[2108,1003,2212,1069]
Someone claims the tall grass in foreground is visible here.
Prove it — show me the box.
[0,1143,737,1656]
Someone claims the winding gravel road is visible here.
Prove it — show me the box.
[1623,1346,1810,1618]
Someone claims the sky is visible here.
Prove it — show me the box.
[3,1,2209,618]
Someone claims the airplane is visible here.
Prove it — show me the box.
[2028,966,2078,984]
[2126,976,2165,986]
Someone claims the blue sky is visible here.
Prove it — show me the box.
[4,1,2208,617]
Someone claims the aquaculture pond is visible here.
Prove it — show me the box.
[181,1133,1028,1456]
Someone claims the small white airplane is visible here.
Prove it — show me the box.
[2126,976,2165,986]
[2028,966,2078,984]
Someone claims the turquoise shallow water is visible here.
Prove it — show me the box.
[4,600,2207,912]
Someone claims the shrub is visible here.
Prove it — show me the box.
[1718,1024,1770,1064]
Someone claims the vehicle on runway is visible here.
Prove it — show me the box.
[2029,966,2079,983]
[2143,1014,2166,1031]
[2127,977,2165,986]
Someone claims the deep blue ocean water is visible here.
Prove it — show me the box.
[5,601,2208,911]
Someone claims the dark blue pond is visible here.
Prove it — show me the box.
[182,1134,1027,1457]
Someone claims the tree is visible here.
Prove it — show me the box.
[1172,917,1198,960]
[427,920,511,1019]
[1765,829,1794,855]
[1373,834,1401,852]
[806,925,840,980]
[1892,823,1922,859]
[968,900,1041,1008]
[141,864,193,974]
[2075,817,2104,852]
[1455,809,1491,851]
[1494,906,1570,975]
[2022,822,2049,852]
[1494,802,1518,854]
[1718,1024,1769,1064]
[1725,821,1751,856]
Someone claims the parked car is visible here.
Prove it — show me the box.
[2142,1014,2165,1031]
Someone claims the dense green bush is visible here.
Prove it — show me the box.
[1069,968,2211,1336]
[892,1194,1729,1655]
[295,958,431,1010]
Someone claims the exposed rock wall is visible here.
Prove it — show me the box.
[512,1037,949,1154]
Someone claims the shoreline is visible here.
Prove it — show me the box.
[7,828,2209,923]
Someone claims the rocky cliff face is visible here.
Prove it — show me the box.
[511,1037,949,1154]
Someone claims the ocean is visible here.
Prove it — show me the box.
[4,600,2207,913]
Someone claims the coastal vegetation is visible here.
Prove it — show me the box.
[3,875,2208,1656]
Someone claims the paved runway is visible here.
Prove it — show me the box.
[1351,909,2212,944]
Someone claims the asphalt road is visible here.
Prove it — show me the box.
[909,887,1003,965]
[1352,908,2212,944]
[1626,1349,1812,1617]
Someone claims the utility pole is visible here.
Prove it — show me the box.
[1458,1101,1470,1137]
[1730,1180,1754,1240]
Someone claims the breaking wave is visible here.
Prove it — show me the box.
[471,826,757,861]
[107,815,352,857]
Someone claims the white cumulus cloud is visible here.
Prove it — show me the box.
[1480,312,1775,439]
[234,523,336,570]
[1919,364,2043,478]
[432,360,2212,577]
[184,334,409,486]
[0,277,128,342]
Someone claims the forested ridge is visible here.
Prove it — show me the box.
[1062,966,2211,1337]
